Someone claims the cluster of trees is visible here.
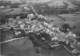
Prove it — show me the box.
[0,12,29,25]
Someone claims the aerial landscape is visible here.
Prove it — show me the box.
[0,0,80,56]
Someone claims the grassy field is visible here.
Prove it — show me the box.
[1,37,71,56]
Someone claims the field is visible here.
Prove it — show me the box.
[1,36,71,56]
